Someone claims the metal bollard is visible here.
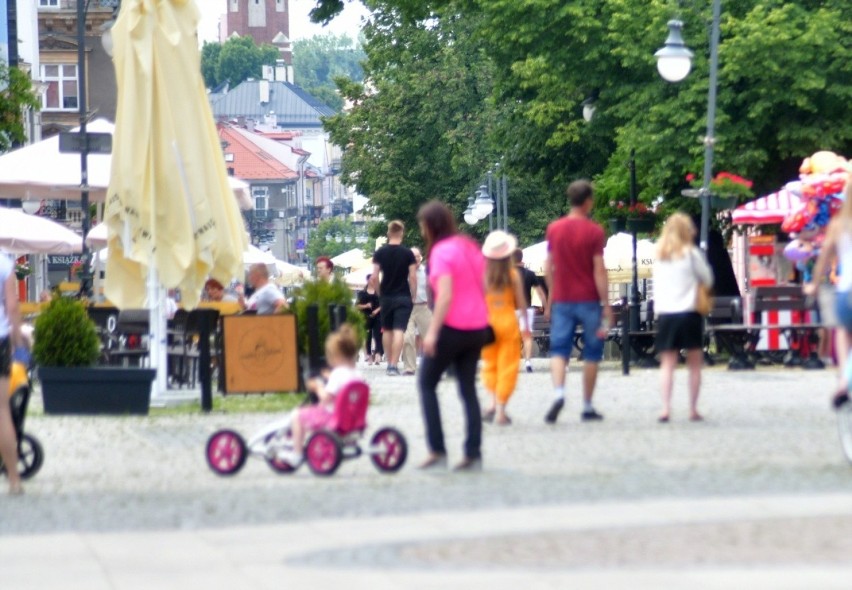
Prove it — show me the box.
[307,304,322,371]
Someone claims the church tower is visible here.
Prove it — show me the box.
[226,0,292,65]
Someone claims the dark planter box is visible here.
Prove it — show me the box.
[39,367,156,415]
[626,218,656,233]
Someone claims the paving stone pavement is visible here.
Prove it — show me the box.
[2,360,852,588]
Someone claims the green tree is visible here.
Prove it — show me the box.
[200,42,222,88]
[306,218,367,261]
[201,36,279,89]
[0,64,40,153]
[315,0,852,233]
[325,6,560,245]
[292,33,366,111]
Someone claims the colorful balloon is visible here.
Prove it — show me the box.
[784,239,814,262]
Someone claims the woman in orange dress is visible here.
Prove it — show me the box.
[480,231,530,425]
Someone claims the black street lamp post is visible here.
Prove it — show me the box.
[655,2,723,251]
[70,0,120,298]
[581,99,641,374]
[76,0,93,297]
[463,169,508,232]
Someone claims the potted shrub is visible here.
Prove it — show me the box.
[33,297,155,415]
[291,277,365,367]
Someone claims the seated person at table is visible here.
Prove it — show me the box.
[204,279,237,303]
[237,264,287,314]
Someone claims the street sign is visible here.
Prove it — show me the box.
[47,254,85,270]
[58,131,113,155]
[295,239,305,250]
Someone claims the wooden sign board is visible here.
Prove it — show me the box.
[222,315,300,393]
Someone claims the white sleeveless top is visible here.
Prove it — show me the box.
[837,233,852,293]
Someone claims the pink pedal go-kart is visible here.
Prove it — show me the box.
[205,381,407,477]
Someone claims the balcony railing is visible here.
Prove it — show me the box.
[253,209,275,220]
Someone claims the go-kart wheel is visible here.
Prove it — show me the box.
[370,427,407,473]
[18,434,44,480]
[206,430,247,476]
[266,456,299,474]
[262,432,299,474]
[305,430,342,476]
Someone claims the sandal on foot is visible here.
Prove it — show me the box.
[657,416,670,423]
[482,409,496,423]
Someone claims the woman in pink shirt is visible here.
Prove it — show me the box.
[417,201,490,472]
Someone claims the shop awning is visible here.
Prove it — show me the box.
[731,189,802,225]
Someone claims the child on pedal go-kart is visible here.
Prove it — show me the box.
[206,322,407,477]
[281,323,361,466]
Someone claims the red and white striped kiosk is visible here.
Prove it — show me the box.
[733,191,808,352]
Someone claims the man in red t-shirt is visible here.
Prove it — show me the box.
[543,180,612,423]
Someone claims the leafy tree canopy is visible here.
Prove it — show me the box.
[316,0,852,236]
[200,36,279,89]
[306,218,370,261]
[324,5,562,246]
[0,64,41,153]
[292,33,366,112]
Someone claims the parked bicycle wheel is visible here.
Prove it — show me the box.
[836,397,852,464]
[18,433,43,480]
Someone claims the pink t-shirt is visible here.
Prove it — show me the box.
[428,235,489,330]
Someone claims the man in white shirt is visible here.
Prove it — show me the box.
[239,263,287,314]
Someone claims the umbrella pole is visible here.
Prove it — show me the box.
[147,267,169,403]
[34,254,46,300]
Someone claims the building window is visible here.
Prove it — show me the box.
[282,185,296,209]
[230,0,239,11]
[276,0,286,12]
[41,64,79,111]
[253,187,269,211]
[39,0,59,7]
[248,0,266,27]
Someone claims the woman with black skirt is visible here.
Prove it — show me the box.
[653,213,714,423]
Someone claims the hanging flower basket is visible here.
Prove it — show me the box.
[626,218,656,233]
[609,218,627,233]
[710,195,738,210]
[15,262,31,281]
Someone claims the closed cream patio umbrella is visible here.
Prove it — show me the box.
[104,0,247,310]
